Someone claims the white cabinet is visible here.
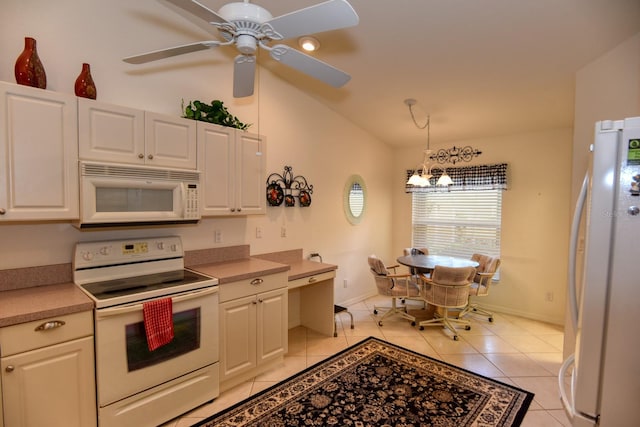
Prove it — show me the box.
[0,311,96,427]
[0,81,79,221]
[219,272,287,390]
[78,98,197,169]
[197,122,266,215]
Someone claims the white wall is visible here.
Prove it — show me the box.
[564,31,640,356]
[393,128,573,325]
[0,0,392,304]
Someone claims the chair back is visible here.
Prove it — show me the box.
[403,247,429,256]
[421,265,476,309]
[470,254,501,296]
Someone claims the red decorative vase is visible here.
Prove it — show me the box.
[14,37,47,89]
[74,63,97,99]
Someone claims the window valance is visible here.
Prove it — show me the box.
[405,163,508,193]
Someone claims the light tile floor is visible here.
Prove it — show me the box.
[164,295,570,427]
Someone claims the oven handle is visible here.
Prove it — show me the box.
[97,286,218,317]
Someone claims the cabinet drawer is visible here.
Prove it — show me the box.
[0,311,93,356]
[288,271,336,290]
[219,272,287,303]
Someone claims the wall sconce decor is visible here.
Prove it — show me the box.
[266,166,314,207]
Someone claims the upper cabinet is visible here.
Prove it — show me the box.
[78,99,197,169]
[197,122,266,216]
[0,81,79,221]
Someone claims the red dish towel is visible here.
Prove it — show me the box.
[143,298,174,351]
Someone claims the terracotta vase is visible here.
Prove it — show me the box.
[74,63,97,99]
[14,37,47,89]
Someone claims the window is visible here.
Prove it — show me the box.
[411,189,502,263]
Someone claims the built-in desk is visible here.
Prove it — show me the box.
[254,250,338,337]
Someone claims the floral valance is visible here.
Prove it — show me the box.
[405,163,508,193]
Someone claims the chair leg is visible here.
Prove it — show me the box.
[375,297,416,326]
[458,301,494,322]
[419,308,471,340]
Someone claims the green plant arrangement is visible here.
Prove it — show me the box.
[182,99,251,130]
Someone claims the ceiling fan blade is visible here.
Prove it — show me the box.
[163,0,229,25]
[262,0,359,41]
[233,55,256,98]
[269,44,351,87]
[123,41,220,64]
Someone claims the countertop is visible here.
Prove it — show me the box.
[0,283,94,328]
[190,258,291,284]
[0,247,337,328]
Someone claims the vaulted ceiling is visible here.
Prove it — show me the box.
[177,0,640,147]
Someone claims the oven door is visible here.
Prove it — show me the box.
[94,286,218,407]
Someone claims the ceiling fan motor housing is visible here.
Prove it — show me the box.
[218,2,273,53]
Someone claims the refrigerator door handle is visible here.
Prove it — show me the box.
[568,172,589,330]
[559,354,576,421]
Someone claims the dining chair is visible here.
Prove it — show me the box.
[458,254,501,322]
[368,255,421,326]
[417,265,476,340]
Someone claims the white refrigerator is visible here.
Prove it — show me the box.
[560,117,640,426]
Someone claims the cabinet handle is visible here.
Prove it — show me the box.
[258,299,263,303]
[148,154,154,160]
[237,208,242,212]
[0,208,5,215]
[138,153,144,159]
[250,278,264,286]
[252,301,257,305]
[308,277,317,284]
[5,365,14,373]
[34,320,66,331]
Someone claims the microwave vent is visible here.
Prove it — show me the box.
[81,162,199,182]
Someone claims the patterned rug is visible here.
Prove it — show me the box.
[194,337,534,427]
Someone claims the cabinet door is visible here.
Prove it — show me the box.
[236,131,266,215]
[219,295,257,380]
[0,82,78,220]
[145,112,196,169]
[197,122,235,215]
[78,98,145,164]
[257,288,288,364]
[1,336,96,427]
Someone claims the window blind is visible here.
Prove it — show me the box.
[412,190,502,274]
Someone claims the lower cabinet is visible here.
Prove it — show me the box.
[219,272,288,390]
[0,311,96,427]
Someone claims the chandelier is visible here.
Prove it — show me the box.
[404,99,453,187]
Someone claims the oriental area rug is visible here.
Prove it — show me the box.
[194,337,534,427]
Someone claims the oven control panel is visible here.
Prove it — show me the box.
[74,236,183,269]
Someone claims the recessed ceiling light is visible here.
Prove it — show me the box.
[298,36,320,52]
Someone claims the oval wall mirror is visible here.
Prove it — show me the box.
[343,175,366,225]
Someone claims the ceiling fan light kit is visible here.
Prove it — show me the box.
[299,36,320,52]
[123,0,359,98]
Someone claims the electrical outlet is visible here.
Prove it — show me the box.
[545,291,553,302]
[256,227,262,238]
[343,279,348,288]
[281,227,287,237]
[214,229,222,243]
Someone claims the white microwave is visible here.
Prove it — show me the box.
[77,161,201,228]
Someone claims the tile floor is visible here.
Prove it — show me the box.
[163,295,570,427]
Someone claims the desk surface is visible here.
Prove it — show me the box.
[397,254,479,270]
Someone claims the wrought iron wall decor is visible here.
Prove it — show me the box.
[266,166,314,207]
[428,146,482,164]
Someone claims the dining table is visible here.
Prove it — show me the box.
[397,254,479,275]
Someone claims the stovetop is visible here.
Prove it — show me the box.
[73,236,218,308]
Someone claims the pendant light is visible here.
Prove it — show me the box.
[405,99,453,187]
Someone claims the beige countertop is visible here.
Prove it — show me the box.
[0,283,94,328]
[190,258,290,284]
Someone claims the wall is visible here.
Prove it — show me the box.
[393,128,573,325]
[0,0,391,304]
[564,31,640,356]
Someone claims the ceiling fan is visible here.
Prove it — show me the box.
[123,0,359,98]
